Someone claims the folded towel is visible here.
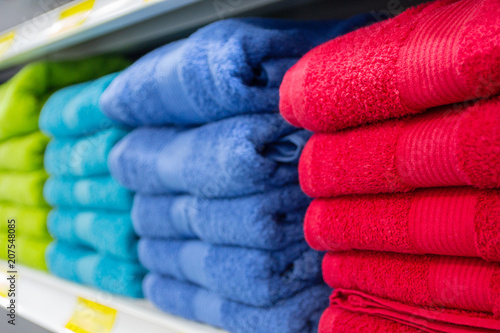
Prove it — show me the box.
[0,170,47,206]
[300,96,500,197]
[100,16,370,127]
[44,128,128,177]
[145,274,330,333]
[0,203,49,238]
[323,251,500,315]
[0,132,49,171]
[306,187,500,260]
[43,176,132,211]
[321,290,500,333]
[40,73,120,137]
[280,0,500,132]
[47,209,138,260]
[0,57,129,141]
[46,241,145,297]
[0,234,50,271]
[320,308,421,333]
[133,186,309,249]
[139,239,322,306]
[109,114,309,198]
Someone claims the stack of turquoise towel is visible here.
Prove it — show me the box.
[100,17,371,333]
[40,73,146,298]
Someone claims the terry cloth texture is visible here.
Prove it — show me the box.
[47,209,138,260]
[100,16,371,126]
[0,57,130,141]
[109,114,310,198]
[280,0,500,132]
[46,241,145,298]
[322,251,500,316]
[144,274,330,333]
[132,186,309,250]
[138,239,322,306]
[320,289,500,333]
[305,187,500,261]
[300,96,500,197]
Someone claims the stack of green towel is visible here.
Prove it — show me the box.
[0,57,129,270]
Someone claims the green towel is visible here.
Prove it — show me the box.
[0,203,49,238]
[0,132,50,171]
[0,233,51,271]
[0,170,48,206]
[0,56,130,141]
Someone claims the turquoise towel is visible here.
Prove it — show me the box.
[46,241,145,298]
[44,128,128,177]
[43,176,132,211]
[39,73,120,137]
[47,209,138,260]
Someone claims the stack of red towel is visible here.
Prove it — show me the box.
[279,0,500,331]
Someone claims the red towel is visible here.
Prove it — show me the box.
[319,307,421,333]
[280,0,500,132]
[299,96,500,197]
[323,251,500,316]
[320,290,500,333]
[305,187,500,261]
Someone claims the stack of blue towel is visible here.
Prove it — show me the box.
[101,17,370,333]
[39,73,146,298]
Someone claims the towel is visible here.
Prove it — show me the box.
[44,128,128,177]
[133,186,309,250]
[0,234,50,271]
[0,203,49,238]
[300,96,500,197]
[145,274,330,333]
[39,73,120,138]
[280,0,500,132]
[0,131,49,171]
[46,241,145,297]
[43,176,133,211]
[138,239,322,306]
[0,57,130,141]
[305,187,500,261]
[0,170,48,206]
[321,290,500,333]
[47,209,138,260]
[323,251,500,316]
[109,114,309,198]
[100,16,371,127]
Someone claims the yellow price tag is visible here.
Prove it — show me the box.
[52,0,96,35]
[65,297,117,333]
[0,31,15,57]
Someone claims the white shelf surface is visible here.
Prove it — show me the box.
[0,263,227,333]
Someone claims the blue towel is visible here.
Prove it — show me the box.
[144,275,330,333]
[132,186,310,250]
[47,209,138,260]
[109,114,310,198]
[100,16,371,126]
[138,239,322,306]
[43,176,133,211]
[46,241,145,298]
[44,128,128,177]
[39,73,121,137]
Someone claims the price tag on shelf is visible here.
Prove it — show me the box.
[0,31,15,57]
[50,0,96,36]
[65,297,117,333]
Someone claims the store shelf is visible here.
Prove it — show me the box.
[0,263,227,333]
[0,0,323,70]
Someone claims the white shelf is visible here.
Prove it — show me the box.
[0,0,319,70]
[0,263,227,333]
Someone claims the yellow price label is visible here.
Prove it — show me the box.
[0,31,15,57]
[65,297,117,333]
[52,0,96,35]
